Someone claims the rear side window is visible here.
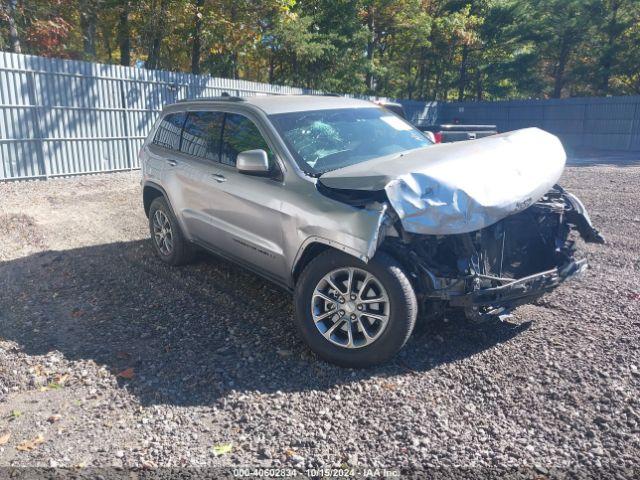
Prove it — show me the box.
[221,113,273,167]
[152,112,186,150]
[180,111,224,161]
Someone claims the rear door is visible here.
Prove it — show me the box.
[169,110,226,243]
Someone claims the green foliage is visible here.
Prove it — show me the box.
[1,0,639,98]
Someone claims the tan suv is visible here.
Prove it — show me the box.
[140,95,603,367]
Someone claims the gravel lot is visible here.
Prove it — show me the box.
[0,164,639,476]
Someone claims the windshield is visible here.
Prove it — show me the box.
[269,107,432,175]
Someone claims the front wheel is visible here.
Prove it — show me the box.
[294,250,418,367]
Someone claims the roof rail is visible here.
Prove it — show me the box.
[176,92,245,103]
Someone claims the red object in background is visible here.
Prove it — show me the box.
[434,132,443,143]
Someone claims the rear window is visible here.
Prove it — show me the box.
[152,112,186,150]
[180,111,224,161]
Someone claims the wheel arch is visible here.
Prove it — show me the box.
[143,182,169,218]
[291,237,404,287]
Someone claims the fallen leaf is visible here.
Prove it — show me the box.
[16,434,45,452]
[284,448,296,457]
[0,431,10,445]
[9,410,22,419]
[47,414,62,423]
[71,308,84,318]
[54,374,69,385]
[211,443,233,456]
[117,368,135,379]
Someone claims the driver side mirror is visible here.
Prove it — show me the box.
[236,149,271,176]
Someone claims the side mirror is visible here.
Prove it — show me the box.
[236,149,270,176]
[423,131,436,143]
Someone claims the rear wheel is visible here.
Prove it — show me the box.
[294,250,417,367]
[148,196,194,266]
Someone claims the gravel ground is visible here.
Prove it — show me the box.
[0,165,638,477]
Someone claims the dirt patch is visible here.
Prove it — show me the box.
[0,213,47,259]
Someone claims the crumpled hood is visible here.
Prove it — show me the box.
[318,128,567,235]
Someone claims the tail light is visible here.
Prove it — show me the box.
[434,132,443,143]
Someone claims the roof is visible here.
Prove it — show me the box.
[174,95,377,115]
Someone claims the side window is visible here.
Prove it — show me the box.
[221,113,274,167]
[180,111,224,161]
[152,112,186,150]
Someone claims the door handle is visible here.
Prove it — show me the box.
[211,173,227,183]
[166,159,178,166]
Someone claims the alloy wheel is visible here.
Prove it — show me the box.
[311,267,390,349]
[152,210,173,256]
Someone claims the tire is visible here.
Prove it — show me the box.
[148,196,194,266]
[294,250,418,367]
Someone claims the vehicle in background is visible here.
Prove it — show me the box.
[374,100,498,144]
[417,123,498,143]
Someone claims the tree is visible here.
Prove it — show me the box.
[117,0,131,66]
[3,0,22,53]
[79,0,99,58]
[1,0,638,99]
[190,0,203,73]
[145,0,170,69]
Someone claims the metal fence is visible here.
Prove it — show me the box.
[0,52,316,180]
[1,52,639,180]
[435,97,640,152]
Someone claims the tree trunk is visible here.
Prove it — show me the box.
[146,0,169,70]
[190,0,203,74]
[599,0,620,94]
[475,66,483,101]
[117,0,131,66]
[457,45,468,101]
[552,37,571,98]
[79,0,98,58]
[6,0,21,53]
[365,5,376,92]
[268,53,275,84]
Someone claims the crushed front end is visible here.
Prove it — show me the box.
[385,186,604,322]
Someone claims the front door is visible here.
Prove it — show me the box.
[204,112,288,281]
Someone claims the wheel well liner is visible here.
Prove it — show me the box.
[143,184,165,217]
[292,242,331,284]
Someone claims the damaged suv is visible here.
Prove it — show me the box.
[140,95,603,367]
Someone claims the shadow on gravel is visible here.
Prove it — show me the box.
[0,240,529,406]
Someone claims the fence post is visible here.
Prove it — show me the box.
[26,71,48,178]
[629,99,639,152]
[119,79,133,170]
[582,102,588,149]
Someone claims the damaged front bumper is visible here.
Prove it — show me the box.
[445,258,588,320]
